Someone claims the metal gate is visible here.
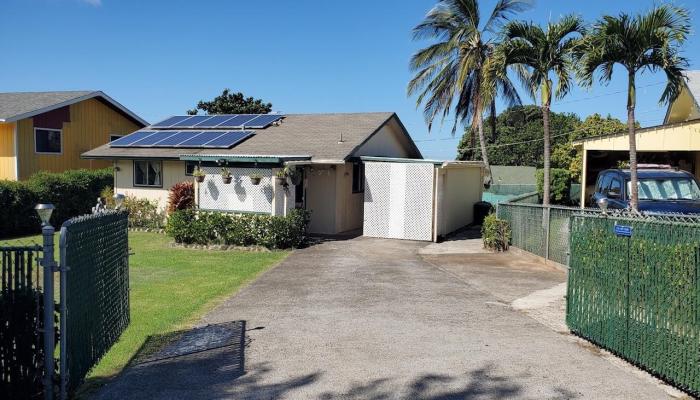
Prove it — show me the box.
[363,161,434,241]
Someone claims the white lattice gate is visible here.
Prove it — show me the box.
[198,167,275,214]
[363,161,434,241]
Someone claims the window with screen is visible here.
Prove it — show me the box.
[185,161,196,176]
[352,162,365,193]
[35,128,62,154]
[133,160,162,187]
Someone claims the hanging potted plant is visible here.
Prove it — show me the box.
[193,166,206,183]
[221,166,232,184]
[249,172,263,185]
[275,169,288,186]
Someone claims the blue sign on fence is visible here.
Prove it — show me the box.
[614,224,633,237]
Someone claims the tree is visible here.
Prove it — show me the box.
[495,15,584,205]
[579,5,689,211]
[408,0,528,185]
[188,89,272,115]
[457,105,580,167]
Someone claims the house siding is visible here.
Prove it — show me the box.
[0,122,16,180]
[16,98,141,180]
[114,159,189,210]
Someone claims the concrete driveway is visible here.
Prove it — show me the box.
[95,237,677,400]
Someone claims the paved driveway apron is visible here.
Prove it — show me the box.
[96,237,671,399]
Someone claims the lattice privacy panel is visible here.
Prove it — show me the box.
[198,167,273,214]
[363,162,434,241]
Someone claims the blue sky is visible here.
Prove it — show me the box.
[1,0,698,159]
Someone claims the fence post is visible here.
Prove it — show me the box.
[40,224,55,400]
[59,227,69,400]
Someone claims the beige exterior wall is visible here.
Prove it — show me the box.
[580,120,700,152]
[435,165,483,236]
[353,118,417,158]
[113,159,189,210]
[335,162,363,233]
[305,165,338,234]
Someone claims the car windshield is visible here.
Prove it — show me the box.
[627,178,700,201]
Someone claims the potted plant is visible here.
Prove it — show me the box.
[249,172,263,185]
[275,169,288,185]
[193,167,206,183]
[221,167,232,184]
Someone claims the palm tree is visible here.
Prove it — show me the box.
[579,5,689,211]
[408,0,528,185]
[493,15,584,205]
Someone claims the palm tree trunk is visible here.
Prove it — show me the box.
[477,113,492,186]
[542,80,552,206]
[627,72,638,211]
[490,100,497,143]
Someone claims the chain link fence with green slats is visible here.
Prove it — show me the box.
[566,214,700,396]
[60,211,129,395]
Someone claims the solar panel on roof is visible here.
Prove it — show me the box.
[177,131,228,147]
[170,115,212,127]
[151,116,190,128]
[203,131,254,148]
[215,115,259,128]
[130,131,180,146]
[193,115,234,127]
[152,131,197,147]
[110,131,157,147]
[245,114,283,128]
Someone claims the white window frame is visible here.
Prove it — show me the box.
[34,127,63,155]
[133,160,163,188]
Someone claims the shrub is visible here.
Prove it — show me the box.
[166,209,311,249]
[536,168,571,204]
[0,168,112,238]
[482,213,510,252]
[167,181,195,214]
[122,196,165,229]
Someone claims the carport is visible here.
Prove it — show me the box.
[361,157,484,242]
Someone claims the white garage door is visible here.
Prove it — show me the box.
[363,161,434,241]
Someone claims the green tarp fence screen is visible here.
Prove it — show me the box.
[567,214,700,395]
[61,211,129,394]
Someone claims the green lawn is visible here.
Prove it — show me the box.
[2,231,287,389]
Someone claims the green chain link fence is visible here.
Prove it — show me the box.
[567,214,700,395]
[497,202,602,265]
[60,211,129,395]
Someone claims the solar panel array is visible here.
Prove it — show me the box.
[110,130,254,149]
[151,114,284,129]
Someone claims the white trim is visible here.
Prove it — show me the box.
[0,91,148,126]
[13,123,18,180]
[34,127,63,155]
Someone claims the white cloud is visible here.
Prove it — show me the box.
[80,0,102,6]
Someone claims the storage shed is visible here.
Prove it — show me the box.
[361,157,484,242]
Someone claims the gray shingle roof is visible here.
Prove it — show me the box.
[82,112,421,162]
[0,90,147,125]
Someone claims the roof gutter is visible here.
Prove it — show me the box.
[179,154,312,164]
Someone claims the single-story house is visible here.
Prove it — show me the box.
[83,112,484,238]
[0,91,147,180]
[574,70,700,206]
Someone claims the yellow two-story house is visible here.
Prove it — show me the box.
[0,91,146,180]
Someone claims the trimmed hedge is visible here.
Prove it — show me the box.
[166,209,311,249]
[0,168,113,238]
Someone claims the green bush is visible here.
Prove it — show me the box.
[166,209,311,249]
[0,168,112,238]
[536,168,571,204]
[122,196,165,229]
[482,213,511,251]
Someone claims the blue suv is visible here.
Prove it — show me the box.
[591,168,700,214]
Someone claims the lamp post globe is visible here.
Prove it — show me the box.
[34,203,55,225]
